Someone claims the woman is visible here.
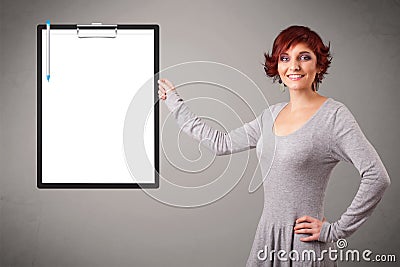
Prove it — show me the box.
[157,25,390,266]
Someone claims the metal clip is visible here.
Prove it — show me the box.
[77,23,117,38]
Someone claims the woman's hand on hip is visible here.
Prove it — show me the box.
[158,79,176,101]
[294,215,327,242]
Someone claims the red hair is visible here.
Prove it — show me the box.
[264,25,332,91]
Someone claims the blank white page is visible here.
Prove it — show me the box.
[41,28,155,184]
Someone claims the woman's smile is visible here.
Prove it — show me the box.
[287,74,305,81]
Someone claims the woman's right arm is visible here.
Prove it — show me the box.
[158,79,263,156]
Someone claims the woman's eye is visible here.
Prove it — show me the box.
[280,56,289,62]
[300,55,311,61]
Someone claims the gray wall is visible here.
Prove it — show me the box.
[1,0,399,266]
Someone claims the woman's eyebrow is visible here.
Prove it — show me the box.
[281,51,312,55]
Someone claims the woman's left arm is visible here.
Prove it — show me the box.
[317,104,391,243]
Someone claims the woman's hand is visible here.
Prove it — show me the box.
[158,79,176,101]
[294,216,327,242]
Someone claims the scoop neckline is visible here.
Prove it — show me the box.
[272,98,332,138]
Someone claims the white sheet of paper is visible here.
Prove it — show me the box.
[41,29,155,183]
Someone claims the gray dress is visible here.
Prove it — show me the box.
[164,90,391,267]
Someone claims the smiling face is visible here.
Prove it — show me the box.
[278,42,321,91]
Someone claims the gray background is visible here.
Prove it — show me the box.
[1,0,399,266]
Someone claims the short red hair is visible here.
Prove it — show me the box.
[264,25,332,91]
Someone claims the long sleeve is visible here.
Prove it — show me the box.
[318,105,391,243]
[164,90,263,156]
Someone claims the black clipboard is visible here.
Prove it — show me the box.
[37,23,159,189]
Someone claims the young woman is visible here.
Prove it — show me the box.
[158,25,390,266]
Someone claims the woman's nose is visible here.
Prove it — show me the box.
[289,61,300,71]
